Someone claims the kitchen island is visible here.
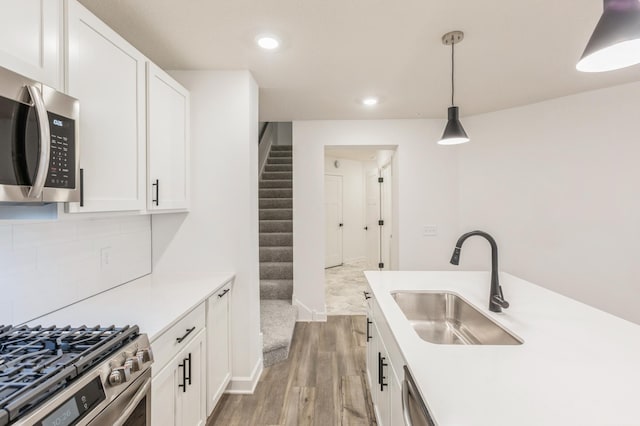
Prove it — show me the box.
[365,271,640,426]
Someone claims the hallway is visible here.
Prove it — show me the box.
[325,261,369,316]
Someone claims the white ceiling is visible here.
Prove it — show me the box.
[79,0,640,121]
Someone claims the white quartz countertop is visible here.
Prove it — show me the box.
[26,271,234,342]
[365,271,640,426]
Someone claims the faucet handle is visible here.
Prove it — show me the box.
[492,294,510,310]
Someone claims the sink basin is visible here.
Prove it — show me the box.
[391,291,522,345]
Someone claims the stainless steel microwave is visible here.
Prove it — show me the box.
[0,66,79,204]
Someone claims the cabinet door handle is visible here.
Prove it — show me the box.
[363,291,371,300]
[218,288,230,298]
[176,327,196,344]
[186,352,192,386]
[178,358,187,393]
[152,179,159,206]
[366,319,372,342]
[378,352,388,391]
[79,168,84,206]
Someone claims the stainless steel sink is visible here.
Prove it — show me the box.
[391,291,523,345]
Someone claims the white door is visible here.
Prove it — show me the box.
[380,164,393,270]
[365,169,380,270]
[0,0,62,89]
[325,174,343,268]
[66,0,146,213]
[147,62,190,212]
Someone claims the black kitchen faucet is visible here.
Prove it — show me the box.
[449,230,510,313]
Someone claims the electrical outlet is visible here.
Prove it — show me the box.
[423,225,438,237]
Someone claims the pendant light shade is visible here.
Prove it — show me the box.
[438,106,470,145]
[577,0,640,72]
[437,31,470,145]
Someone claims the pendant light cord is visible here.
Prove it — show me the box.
[451,41,455,106]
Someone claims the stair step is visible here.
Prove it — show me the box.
[261,300,297,367]
[259,188,292,199]
[270,151,292,158]
[264,164,292,172]
[259,198,292,209]
[260,261,293,279]
[267,157,292,165]
[259,208,292,220]
[259,220,293,233]
[262,171,292,180]
[259,232,293,247]
[260,179,292,189]
[260,246,293,261]
[260,279,293,300]
[270,145,292,151]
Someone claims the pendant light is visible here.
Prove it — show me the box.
[577,0,640,72]
[438,31,470,145]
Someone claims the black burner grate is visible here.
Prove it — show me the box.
[0,324,139,425]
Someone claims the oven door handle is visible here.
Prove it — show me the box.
[112,376,151,426]
[26,84,51,199]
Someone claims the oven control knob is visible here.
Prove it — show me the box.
[125,356,141,372]
[136,348,153,364]
[109,366,131,386]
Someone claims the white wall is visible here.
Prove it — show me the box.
[152,71,262,391]
[458,82,640,325]
[324,156,366,263]
[0,215,151,325]
[293,120,460,319]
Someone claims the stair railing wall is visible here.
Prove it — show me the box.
[258,122,275,176]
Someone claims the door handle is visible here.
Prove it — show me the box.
[26,85,51,199]
[366,318,372,342]
[364,226,368,230]
[339,223,343,227]
[152,179,159,206]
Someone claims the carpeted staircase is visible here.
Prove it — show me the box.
[259,145,297,367]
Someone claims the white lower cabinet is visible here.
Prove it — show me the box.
[152,329,206,426]
[151,303,207,426]
[151,280,234,425]
[206,283,232,416]
[367,299,405,426]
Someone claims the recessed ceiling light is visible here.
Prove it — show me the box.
[256,35,280,50]
[362,97,378,106]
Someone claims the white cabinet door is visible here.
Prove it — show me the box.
[147,63,190,212]
[389,365,405,426]
[66,0,146,213]
[178,329,206,426]
[151,356,179,426]
[0,0,62,89]
[151,329,206,426]
[206,285,232,415]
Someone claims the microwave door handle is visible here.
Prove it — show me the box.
[26,85,50,199]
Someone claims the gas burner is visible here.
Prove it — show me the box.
[0,325,139,425]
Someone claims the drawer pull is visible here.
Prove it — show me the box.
[176,326,196,344]
[363,291,371,300]
[218,288,230,298]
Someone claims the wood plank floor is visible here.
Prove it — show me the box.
[208,315,377,426]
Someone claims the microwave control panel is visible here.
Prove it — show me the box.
[46,112,76,189]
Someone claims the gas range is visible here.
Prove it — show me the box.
[0,324,153,426]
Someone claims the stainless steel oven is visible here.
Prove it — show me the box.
[0,325,152,426]
[0,65,79,204]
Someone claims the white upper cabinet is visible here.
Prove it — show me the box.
[0,0,62,89]
[65,0,146,213]
[147,63,190,212]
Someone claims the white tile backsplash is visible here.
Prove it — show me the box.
[0,215,151,325]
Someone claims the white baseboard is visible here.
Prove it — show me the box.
[293,297,327,322]
[226,356,263,394]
